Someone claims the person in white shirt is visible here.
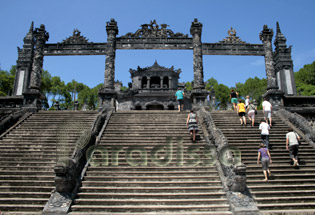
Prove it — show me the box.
[259,119,270,149]
[245,95,250,109]
[286,127,300,166]
[262,98,272,127]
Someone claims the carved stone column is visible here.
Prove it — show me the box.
[190,18,204,89]
[104,19,118,89]
[147,77,150,89]
[260,25,277,90]
[169,77,172,89]
[29,24,49,90]
[160,78,163,88]
[260,25,285,110]
[23,24,48,112]
[99,19,119,111]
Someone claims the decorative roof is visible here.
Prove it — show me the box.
[61,29,89,44]
[219,27,247,44]
[130,61,181,74]
[121,20,188,39]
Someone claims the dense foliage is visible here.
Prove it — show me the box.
[0,66,16,96]
[295,61,315,96]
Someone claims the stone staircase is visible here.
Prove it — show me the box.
[0,111,97,215]
[211,110,315,214]
[69,110,232,215]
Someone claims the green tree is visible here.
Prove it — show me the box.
[185,81,193,91]
[205,77,218,91]
[214,83,230,109]
[41,70,52,97]
[295,61,315,96]
[78,83,103,110]
[0,65,16,96]
[235,77,267,109]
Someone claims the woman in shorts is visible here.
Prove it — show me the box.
[257,143,272,181]
[230,89,238,112]
[247,101,257,127]
[237,99,246,126]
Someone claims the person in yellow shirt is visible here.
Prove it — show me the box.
[237,99,246,126]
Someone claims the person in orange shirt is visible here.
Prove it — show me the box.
[237,99,246,126]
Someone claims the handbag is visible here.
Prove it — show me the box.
[251,104,257,115]
[294,132,301,145]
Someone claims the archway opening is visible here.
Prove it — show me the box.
[150,76,161,88]
[147,104,164,110]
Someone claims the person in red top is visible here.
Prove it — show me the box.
[237,99,246,126]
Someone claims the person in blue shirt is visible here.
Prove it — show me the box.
[175,88,185,112]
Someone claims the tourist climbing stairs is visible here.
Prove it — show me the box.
[211,110,315,214]
[69,110,232,215]
[0,110,98,215]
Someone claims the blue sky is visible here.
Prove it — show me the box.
[1,0,315,88]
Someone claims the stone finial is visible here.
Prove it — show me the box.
[259,25,273,42]
[106,18,119,35]
[274,22,287,48]
[276,21,281,34]
[29,21,34,33]
[190,18,203,36]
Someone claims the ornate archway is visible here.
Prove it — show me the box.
[13,19,296,111]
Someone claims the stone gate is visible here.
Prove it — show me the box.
[11,19,296,111]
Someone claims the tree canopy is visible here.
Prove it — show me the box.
[295,61,315,96]
[0,66,16,96]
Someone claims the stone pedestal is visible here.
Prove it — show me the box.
[263,89,285,111]
[98,87,117,111]
[190,89,209,110]
[23,89,46,112]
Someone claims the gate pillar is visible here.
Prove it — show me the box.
[260,25,278,90]
[190,19,204,90]
[104,19,118,89]
[99,19,118,111]
[260,25,284,110]
[23,24,49,111]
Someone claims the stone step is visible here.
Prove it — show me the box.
[79,186,224,193]
[86,170,218,176]
[81,181,222,187]
[70,204,230,212]
[0,186,53,192]
[259,209,315,215]
[254,196,315,204]
[69,211,233,215]
[0,175,54,180]
[257,202,315,210]
[0,197,48,205]
[75,192,226,199]
[73,198,228,205]
[82,175,220,181]
[0,180,54,186]
[0,204,44,212]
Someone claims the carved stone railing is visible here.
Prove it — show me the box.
[198,107,258,215]
[0,109,30,137]
[276,109,315,148]
[43,109,112,215]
